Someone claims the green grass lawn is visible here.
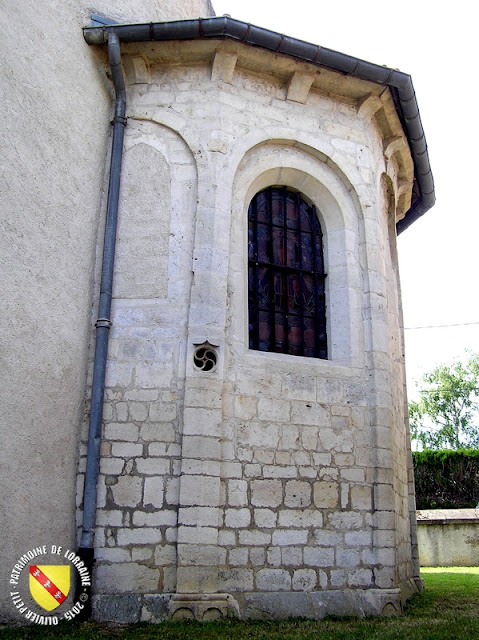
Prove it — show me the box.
[2,568,479,639]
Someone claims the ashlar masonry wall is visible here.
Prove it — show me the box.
[77,38,422,622]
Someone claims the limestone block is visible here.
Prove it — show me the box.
[116,403,129,422]
[301,426,319,450]
[238,421,280,448]
[141,594,170,623]
[95,548,131,562]
[116,528,163,546]
[337,548,360,567]
[177,526,218,545]
[373,566,396,588]
[340,468,366,482]
[135,362,172,389]
[176,567,218,594]
[254,449,275,464]
[284,480,312,508]
[133,510,176,526]
[141,423,176,442]
[221,462,242,478]
[136,458,171,475]
[250,547,266,566]
[254,509,277,528]
[267,547,282,567]
[111,476,143,508]
[100,458,125,475]
[303,547,334,567]
[281,424,300,449]
[181,459,221,476]
[238,530,271,546]
[313,481,339,509]
[327,511,365,530]
[218,569,254,592]
[93,594,142,623]
[256,569,291,592]
[125,389,159,402]
[124,55,150,85]
[234,395,258,419]
[228,480,248,507]
[281,373,316,401]
[345,530,372,546]
[378,548,396,566]
[251,480,283,508]
[225,508,251,528]
[375,484,395,509]
[278,510,323,528]
[111,442,144,458]
[105,362,133,388]
[179,475,220,507]
[178,544,224,567]
[318,429,353,453]
[185,387,222,409]
[150,402,177,422]
[228,548,249,566]
[314,530,343,546]
[281,547,303,566]
[272,529,308,546]
[211,51,238,83]
[292,569,317,591]
[244,464,262,478]
[257,398,291,422]
[104,423,139,441]
[263,465,297,479]
[183,408,223,437]
[182,436,222,460]
[132,547,153,562]
[96,510,124,527]
[351,485,372,511]
[179,507,220,527]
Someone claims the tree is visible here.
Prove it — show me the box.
[409,352,479,450]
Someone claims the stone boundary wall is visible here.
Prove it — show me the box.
[417,509,479,567]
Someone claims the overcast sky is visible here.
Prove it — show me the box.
[213,0,479,396]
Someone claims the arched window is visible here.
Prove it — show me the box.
[248,187,327,359]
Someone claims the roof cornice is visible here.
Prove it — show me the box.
[84,16,434,232]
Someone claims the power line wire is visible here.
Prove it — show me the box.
[405,321,479,331]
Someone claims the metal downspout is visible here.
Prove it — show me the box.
[77,31,126,617]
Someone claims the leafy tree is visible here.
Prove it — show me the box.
[409,352,479,450]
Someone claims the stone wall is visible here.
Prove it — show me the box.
[0,0,214,624]
[417,510,479,567]
[75,38,421,621]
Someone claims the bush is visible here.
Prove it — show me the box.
[413,449,479,509]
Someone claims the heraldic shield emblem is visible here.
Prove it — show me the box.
[29,565,70,611]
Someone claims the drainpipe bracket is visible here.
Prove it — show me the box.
[95,318,113,329]
[111,116,128,127]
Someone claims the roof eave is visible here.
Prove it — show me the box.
[83,16,435,232]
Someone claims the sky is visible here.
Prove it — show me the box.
[213,0,479,398]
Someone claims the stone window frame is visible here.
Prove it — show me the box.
[247,185,328,360]
[229,141,365,369]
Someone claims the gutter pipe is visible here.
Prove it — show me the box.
[83,16,434,233]
[77,31,126,615]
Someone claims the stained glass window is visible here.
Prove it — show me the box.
[248,187,327,359]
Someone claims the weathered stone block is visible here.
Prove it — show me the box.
[111,476,143,507]
[272,529,308,546]
[225,508,251,528]
[251,480,283,507]
[292,568,317,591]
[256,569,291,591]
[95,563,160,593]
[284,480,312,508]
